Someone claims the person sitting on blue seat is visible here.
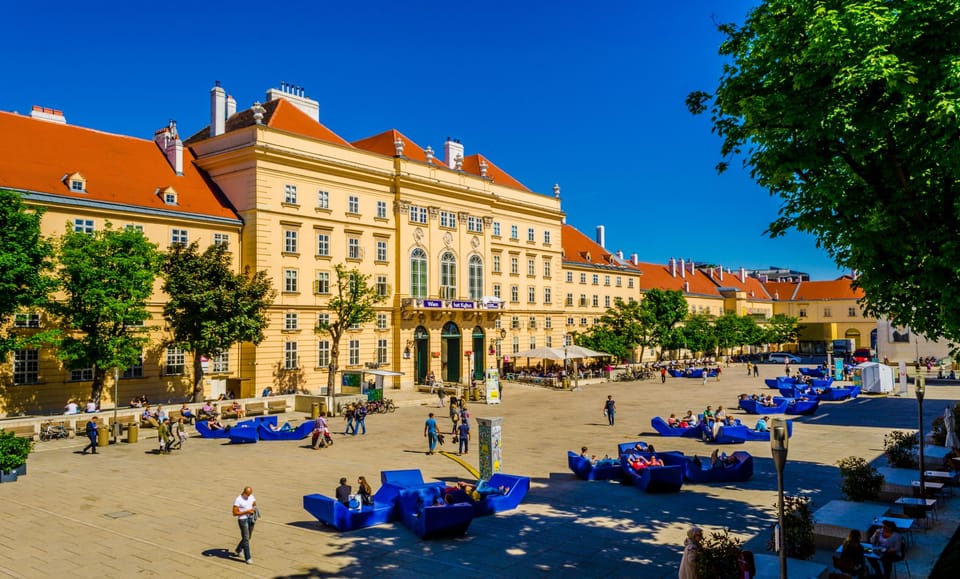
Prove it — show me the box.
[755,417,768,432]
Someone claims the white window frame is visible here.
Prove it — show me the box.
[347,195,359,214]
[284,342,298,370]
[13,349,39,384]
[284,230,298,254]
[318,340,331,367]
[285,312,299,330]
[74,219,94,234]
[284,269,299,293]
[284,184,298,204]
[317,190,330,209]
[165,347,185,375]
[348,339,360,366]
[376,200,387,218]
[317,233,330,257]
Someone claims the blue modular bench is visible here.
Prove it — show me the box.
[683,451,754,483]
[567,452,624,481]
[619,450,685,493]
[303,483,403,531]
[473,473,530,516]
[650,417,702,438]
[738,398,789,415]
[257,420,314,441]
[395,484,474,539]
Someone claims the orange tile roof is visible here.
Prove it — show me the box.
[184,98,352,147]
[561,225,641,272]
[0,111,239,221]
[634,261,721,296]
[702,267,772,299]
[462,154,530,192]
[763,282,799,301]
[763,279,864,301]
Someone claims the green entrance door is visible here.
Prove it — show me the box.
[472,327,485,380]
[441,321,461,384]
[414,326,429,385]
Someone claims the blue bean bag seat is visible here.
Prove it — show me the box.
[257,420,314,441]
[667,369,685,378]
[619,451,685,493]
[798,367,827,378]
[683,451,754,483]
[195,419,243,439]
[738,398,789,414]
[395,485,474,539]
[651,417,702,438]
[567,451,623,481]
[303,482,403,531]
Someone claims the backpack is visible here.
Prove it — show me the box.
[85,421,94,434]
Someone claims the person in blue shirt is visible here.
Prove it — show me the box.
[82,416,99,455]
[424,413,438,455]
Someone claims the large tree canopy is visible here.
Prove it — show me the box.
[639,289,688,360]
[689,0,960,343]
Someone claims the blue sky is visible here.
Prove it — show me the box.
[4,1,843,280]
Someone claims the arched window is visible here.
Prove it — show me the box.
[468,255,483,300]
[440,252,457,299]
[410,248,427,298]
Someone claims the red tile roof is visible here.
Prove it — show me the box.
[763,279,864,301]
[462,154,530,192]
[633,261,721,296]
[184,98,352,147]
[0,111,239,221]
[561,225,640,272]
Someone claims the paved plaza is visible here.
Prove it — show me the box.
[2,365,958,578]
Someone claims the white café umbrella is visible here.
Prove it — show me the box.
[945,407,959,450]
[562,344,612,359]
[512,347,567,360]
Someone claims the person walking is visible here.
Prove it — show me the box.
[715,366,722,382]
[701,371,708,386]
[753,363,759,377]
[311,413,329,449]
[424,412,438,455]
[661,367,667,383]
[746,361,752,376]
[232,486,257,565]
[603,395,616,426]
[81,416,99,455]
[678,526,703,579]
[172,416,187,449]
[343,404,356,435]
[354,402,367,435]
[158,417,174,454]
[457,417,470,455]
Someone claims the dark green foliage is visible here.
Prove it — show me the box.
[0,429,33,471]
[837,456,885,502]
[884,430,919,468]
[639,289,687,360]
[690,0,960,346]
[695,528,744,579]
[765,314,801,349]
[767,495,815,560]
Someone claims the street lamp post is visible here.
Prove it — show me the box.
[916,372,927,497]
[771,417,790,579]
[497,329,506,377]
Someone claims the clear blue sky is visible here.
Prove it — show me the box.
[4,0,843,280]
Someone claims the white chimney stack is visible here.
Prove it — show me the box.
[690,260,696,273]
[617,250,624,260]
[210,82,226,137]
[631,253,638,266]
[684,281,690,293]
[740,266,747,283]
[154,120,183,175]
[226,95,237,119]
[680,258,686,279]
[595,225,605,248]
[266,81,320,122]
[29,105,67,124]
[719,265,724,281]
[670,257,677,278]
[444,138,465,170]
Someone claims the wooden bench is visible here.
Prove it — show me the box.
[3,424,38,441]
[114,415,139,432]
[267,399,288,414]
[220,405,239,420]
[168,410,183,422]
[245,402,266,417]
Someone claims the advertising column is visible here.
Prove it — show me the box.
[477,417,502,480]
[485,368,500,404]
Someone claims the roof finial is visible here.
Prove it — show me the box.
[553,183,560,197]
[394,137,405,157]
[252,101,265,124]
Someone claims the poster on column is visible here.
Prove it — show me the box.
[477,417,502,480]
[485,368,500,404]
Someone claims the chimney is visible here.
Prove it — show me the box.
[680,258,686,279]
[690,260,696,273]
[616,250,624,260]
[210,82,226,137]
[759,274,768,283]
[719,265,724,281]
[670,257,677,278]
[684,281,690,292]
[30,105,67,124]
[444,138,464,170]
[266,81,320,121]
[740,267,746,283]
[774,291,780,300]
[226,95,237,119]
[154,120,183,175]
[631,253,638,266]
[596,225,605,248]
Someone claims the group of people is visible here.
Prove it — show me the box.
[64,398,98,415]
[666,411,699,428]
[838,521,904,578]
[335,476,375,508]
[342,402,368,435]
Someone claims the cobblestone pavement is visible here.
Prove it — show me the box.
[1,365,957,578]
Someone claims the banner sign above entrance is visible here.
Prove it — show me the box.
[451,301,475,309]
[422,299,443,308]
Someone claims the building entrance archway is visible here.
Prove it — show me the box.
[472,327,485,380]
[414,326,429,385]
[441,321,461,384]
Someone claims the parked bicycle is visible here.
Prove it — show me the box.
[366,398,397,414]
[40,422,70,441]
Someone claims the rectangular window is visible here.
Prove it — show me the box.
[543,260,551,278]
[616,276,622,287]
[567,317,574,327]
[592,274,599,285]
[70,367,94,382]
[511,316,520,329]
[566,293,573,306]
[377,201,387,218]
[544,287,552,304]
[284,184,298,204]
[528,286,536,303]
[317,313,330,328]
[166,347,185,375]
[567,272,573,283]
[467,216,483,232]
[799,308,807,318]
[14,313,41,328]
[580,317,588,326]
[171,228,188,246]
[122,354,144,378]
[604,296,611,308]
[511,285,519,303]
[440,211,457,229]
[164,192,176,204]
[285,312,299,330]
[347,238,361,260]
[604,275,610,287]
[546,335,553,348]
[347,195,359,214]
[592,295,599,307]
[317,233,330,257]
[544,231,551,244]
[493,283,501,298]
[13,349,39,384]
[527,227,535,242]
[512,337,519,354]
[510,225,518,239]
[376,313,388,330]
[824,307,832,317]
[284,269,298,293]
[510,257,519,275]
[213,233,230,248]
[318,340,331,367]
[493,222,501,236]
[527,259,535,276]
[493,255,501,273]
[317,190,330,209]
[348,339,360,365]
[205,351,226,373]
[315,272,330,294]
[580,273,587,284]
[284,342,298,369]
[377,339,388,365]
[74,219,94,234]
[125,224,144,232]
[580,294,587,307]
[848,307,857,317]
[627,279,634,289]
[376,240,388,262]
[409,205,428,224]
[545,316,553,329]
[529,336,537,349]
[377,275,389,297]
[284,230,298,253]
[71,179,85,192]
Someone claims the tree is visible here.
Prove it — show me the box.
[0,190,56,357]
[688,0,960,344]
[162,242,275,402]
[765,313,800,350]
[581,299,646,362]
[317,264,384,410]
[639,289,688,360]
[50,223,161,403]
[680,313,716,357]
[578,325,629,362]
[713,313,743,357]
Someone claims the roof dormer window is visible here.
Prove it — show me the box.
[157,186,178,205]
[64,172,86,193]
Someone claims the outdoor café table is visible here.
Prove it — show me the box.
[925,470,957,493]
[895,496,938,524]
[834,542,882,561]
[911,480,946,501]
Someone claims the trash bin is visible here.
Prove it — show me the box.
[127,422,139,443]
[311,402,320,419]
[98,423,110,447]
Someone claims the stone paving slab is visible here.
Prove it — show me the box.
[1,364,957,578]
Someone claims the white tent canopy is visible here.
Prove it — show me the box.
[856,362,894,394]
[512,347,567,360]
[512,346,613,361]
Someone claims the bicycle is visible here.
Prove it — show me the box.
[40,422,69,441]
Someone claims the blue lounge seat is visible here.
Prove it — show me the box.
[651,417,702,438]
[713,420,794,443]
[381,469,434,488]
[683,451,754,483]
[619,451,685,493]
[302,483,402,531]
[738,398,789,414]
[257,420,314,441]
[194,419,231,439]
[772,397,820,415]
[228,425,259,444]
[472,473,530,516]
[567,451,623,481]
[395,485,474,539]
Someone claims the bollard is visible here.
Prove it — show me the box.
[311,402,320,419]
[98,423,110,447]
[320,400,328,416]
[127,422,139,443]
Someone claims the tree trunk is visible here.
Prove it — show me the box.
[192,352,204,403]
[90,366,106,406]
[327,338,340,416]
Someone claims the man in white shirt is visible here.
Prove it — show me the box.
[232,487,257,564]
[64,400,79,415]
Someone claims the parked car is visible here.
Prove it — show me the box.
[852,348,873,363]
[767,352,801,364]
